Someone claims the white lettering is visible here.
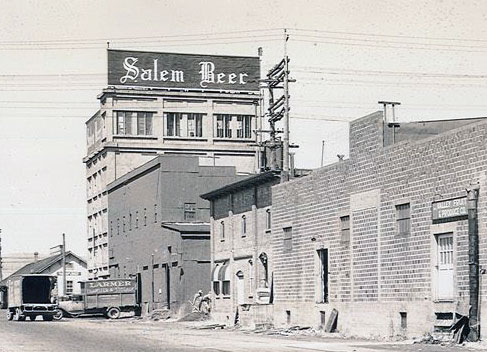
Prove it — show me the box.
[153,59,158,81]
[199,62,215,88]
[239,73,248,84]
[171,70,184,82]
[160,70,169,81]
[217,72,225,84]
[141,69,152,81]
[120,57,139,83]
[228,73,237,84]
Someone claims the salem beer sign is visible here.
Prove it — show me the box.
[108,49,260,91]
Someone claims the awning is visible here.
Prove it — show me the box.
[212,264,221,282]
[218,262,230,281]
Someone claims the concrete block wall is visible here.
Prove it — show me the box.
[272,113,487,338]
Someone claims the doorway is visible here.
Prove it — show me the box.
[436,233,454,300]
[317,249,329,303]
[236,271,245,305]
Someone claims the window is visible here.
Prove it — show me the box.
[154,204,158,223]
[340,215,350,242]
[129,213,132,231]
[241,215,247,236]
[66,280,73,295]
[122,216,126,233]
[144,208,147,226]
[136,112,153,135]
[222,280,230,296]
[117,219,120,235]
[266,209,271,230]
[135,211,139,229]
[165,112,182,136]
[187,113,203,137]
[396,203,411,235]
[184,203,196,221]
[237,115,252,138]
[115,111,132,135]
[216,115,232,138]
[165,113,204,137]
[220,221,225,240]
[110,221,113,237]
[283,226,293,251]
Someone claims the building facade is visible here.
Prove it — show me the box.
[201,171,280,325]
[84,49,261,279]
[271,112,487,339]
[0,251,87,297]
[107,155,243,314]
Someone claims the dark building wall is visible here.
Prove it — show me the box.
[108,155,240,313]
[271,113,487,337]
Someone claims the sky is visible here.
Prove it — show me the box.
[0,0,487,256]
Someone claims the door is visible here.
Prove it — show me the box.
[236,271,245,305]
[317,249,329,303]
[437,233,454,300]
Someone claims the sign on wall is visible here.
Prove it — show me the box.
[431,196,468,222]
[108,49,260,91]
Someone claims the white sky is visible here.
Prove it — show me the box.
[0,0,486,256]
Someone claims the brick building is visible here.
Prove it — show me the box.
[107,155,243,314]
[84,49,261,279]
[201,171,280,325]
[271,112,487,339]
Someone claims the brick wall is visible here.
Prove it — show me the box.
[272,113,487,338]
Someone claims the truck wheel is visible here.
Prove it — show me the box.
[43,315,54,321]
[14,309,25,321]
[29,315,37,321]
[7,310,14,321]
[53,310,63,320]
[106,307,121,319]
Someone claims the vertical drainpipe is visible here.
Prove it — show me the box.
[467,185,480,341]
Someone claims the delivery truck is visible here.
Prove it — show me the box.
[6,274,59,321]
[57,278,141,319]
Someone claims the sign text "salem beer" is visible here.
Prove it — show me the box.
[108,49,260,91]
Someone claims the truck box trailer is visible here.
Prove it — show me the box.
[6,274,58,321]
[58,278,141,319]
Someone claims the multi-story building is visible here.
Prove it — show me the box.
[84,49,261,279]
[201,171,280,325]
[107,155,244,314]
[271,112,487,339]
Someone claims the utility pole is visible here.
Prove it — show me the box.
[259,29,295,181]
[62,233,66,297]
[282,28,290,182]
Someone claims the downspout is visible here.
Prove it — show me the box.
[467,185,480,341]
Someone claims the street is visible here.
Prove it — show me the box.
[0,310,485,352]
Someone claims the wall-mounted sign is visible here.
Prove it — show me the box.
[107,49,260,91]
[85,279,135,295]
[432,196,468,222]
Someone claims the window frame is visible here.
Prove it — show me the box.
[396,203,411,236]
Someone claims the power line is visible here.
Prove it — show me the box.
[288,28,487,45]
[0,28,283,44]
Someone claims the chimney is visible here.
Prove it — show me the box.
[34,252,39,262]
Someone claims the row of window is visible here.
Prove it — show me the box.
[219,209,271,240]
[282,203,411,251]
[115,111,254,139]
[110,203,197,236]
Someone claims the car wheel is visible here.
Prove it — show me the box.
[7,310,14,321]
[29,315,37,321]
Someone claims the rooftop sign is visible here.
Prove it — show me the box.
[107,49,260,91]
[432,196,468,222]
